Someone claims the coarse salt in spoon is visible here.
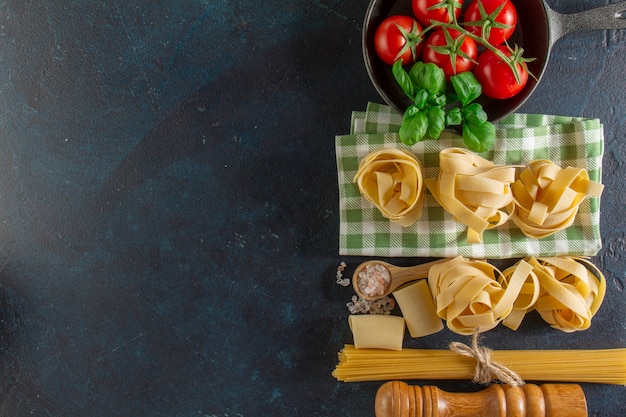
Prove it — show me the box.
[352,259,446,301]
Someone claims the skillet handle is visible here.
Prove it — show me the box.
[549,1,626,44]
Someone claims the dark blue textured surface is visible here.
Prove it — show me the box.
[0,1,624,416]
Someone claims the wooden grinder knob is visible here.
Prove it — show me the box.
[375,381,587,417]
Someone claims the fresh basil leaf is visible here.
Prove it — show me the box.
[392,60,414,99]
[432,93,447,107]
[416,62,446,96]
[400,108,428,145]
[409,61,444,95]
[404,104,419,119]
[414,88,430,108]
[446,107,462,126]
[462,121,496,153]
[450,72,482,106]
[462,102,488,125]
[408,61,425,88]
[426,106,446,139]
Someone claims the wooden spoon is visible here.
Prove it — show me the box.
[352,259,446,301]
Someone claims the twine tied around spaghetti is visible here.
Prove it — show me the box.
[449,331,525,386]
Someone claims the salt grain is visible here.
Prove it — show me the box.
[336,261,350,287]
[356,263,391,297]
[347,295,395,315]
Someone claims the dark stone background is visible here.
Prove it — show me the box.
[0,0,623,415]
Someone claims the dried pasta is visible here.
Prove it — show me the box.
[526,256,606,333]
[511,160,604,238]
[348,314,405,351]
[393,280,444,338]
[353,148,425,227]
[354,148,603,242]
[427,257,533,335]
[500,261,541,331]
[424,148,517,243]
[332,344,626,385]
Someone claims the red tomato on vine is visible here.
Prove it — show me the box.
[412,0,464,27]
[463,0,517,45]
[422,28,478,80]
[473,46,529,99]
[374,15,424,66]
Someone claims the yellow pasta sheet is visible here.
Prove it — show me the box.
[393,280,443,338]
[348,314,405,351]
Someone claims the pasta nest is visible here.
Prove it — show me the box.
[425,148,517,243]
[354,148,425,227]
[511,160,604,238]
[428,256,533,336]
[523,257,606,333]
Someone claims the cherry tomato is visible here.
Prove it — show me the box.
[412,0,464,27]
[374,15,424,66]
[463,0,517,45]
[422,28,477,80]
[473,46,528,99]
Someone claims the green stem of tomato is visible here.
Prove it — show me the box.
[419,21,525,84]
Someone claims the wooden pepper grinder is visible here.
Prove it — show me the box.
[375,381,587,417]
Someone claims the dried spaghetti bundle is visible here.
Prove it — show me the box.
[332,344,626,384]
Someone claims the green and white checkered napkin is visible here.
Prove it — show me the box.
[336,102,604,259]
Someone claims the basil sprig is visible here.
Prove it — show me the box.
[392,60,495,152]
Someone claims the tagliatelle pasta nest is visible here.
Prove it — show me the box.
[353,148,425,227]
[526,256,606,333]
[425,148,517,243]
[427,256,532,335]
[511,159,604,238]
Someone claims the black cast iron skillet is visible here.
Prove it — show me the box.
[363,0,626,121]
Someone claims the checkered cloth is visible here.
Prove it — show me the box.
[335,103,604,259]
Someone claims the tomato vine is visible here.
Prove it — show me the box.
[376,0,536,152]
